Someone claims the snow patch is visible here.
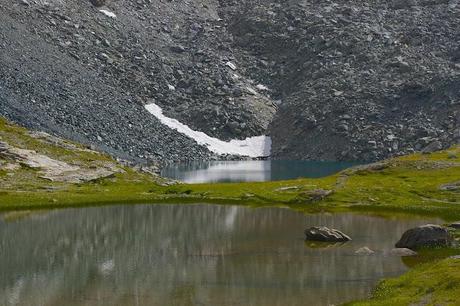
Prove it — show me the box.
[256,84,269,91]
[99,10,116,19]
[145,103,271,157]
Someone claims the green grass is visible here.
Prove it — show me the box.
[346,258,460,306]
[1,116,460,305]
[1,116,460,220]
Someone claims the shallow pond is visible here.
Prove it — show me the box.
[161,160,361,183]
[0,204,442,306]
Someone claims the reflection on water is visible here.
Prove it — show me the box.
[0,205,440,306]
[161,160,361,183]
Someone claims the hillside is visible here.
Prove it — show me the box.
[1,0,459,163]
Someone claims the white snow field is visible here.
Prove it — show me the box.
[145,103,271,157]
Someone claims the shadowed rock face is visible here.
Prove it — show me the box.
[89,0,107,7]
[395,224,453,250]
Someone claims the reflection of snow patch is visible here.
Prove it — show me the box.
[224,206,239,230]
[6,279,24,305]
[99,10,116,18]
[145,103,271,157]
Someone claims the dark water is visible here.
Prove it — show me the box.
[161,160,361,183]
[0,204,440,306]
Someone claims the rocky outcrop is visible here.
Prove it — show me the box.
[395,224,453,250]
[0,141,121,183]
[304,226,351,242]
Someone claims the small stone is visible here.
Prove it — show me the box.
[390,248,418,256]
[440,181,460,191]
[355,247,375,255]
[170,45,186,53]
[225,61,237,70]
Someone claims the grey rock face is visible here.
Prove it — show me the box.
[1,0,459,163]
[395,224,453,250]
[0,0,275,164]
[304,226,351,242]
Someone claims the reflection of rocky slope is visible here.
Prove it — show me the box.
[1,0,459,162]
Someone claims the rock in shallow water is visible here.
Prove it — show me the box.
[390,248,418,257]
[395,224,453,250]
[355,247,375,255]
[304,226,351,242]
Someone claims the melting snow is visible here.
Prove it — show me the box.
[256,84,269,91]
[145,103,271,157]
[99,10,117,19]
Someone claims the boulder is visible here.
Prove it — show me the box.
[395,224,453,250]
[304,226,351,242]
[390,248,418,256]
[421,140,443,154]
[447,222,460,229]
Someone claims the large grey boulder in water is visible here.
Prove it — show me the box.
[304,226,351,242]
[395,224,453,250]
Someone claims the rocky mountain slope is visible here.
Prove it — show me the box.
[223,0,460,161]
[1,0,459,163]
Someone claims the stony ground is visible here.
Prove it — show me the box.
[1,0,459,163]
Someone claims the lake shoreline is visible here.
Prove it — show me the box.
[1,118,460,304]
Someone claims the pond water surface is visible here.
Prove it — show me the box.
[0,204,440,306]
[161,160,361,183]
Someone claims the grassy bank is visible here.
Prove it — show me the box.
[347,258,460,305]
[1,117,460,304]
[1,117,459,220]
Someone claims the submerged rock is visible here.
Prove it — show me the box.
[304,226,351,242]
[395,224,453,250]
[355,247,375,255]
[390,248,418,257]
